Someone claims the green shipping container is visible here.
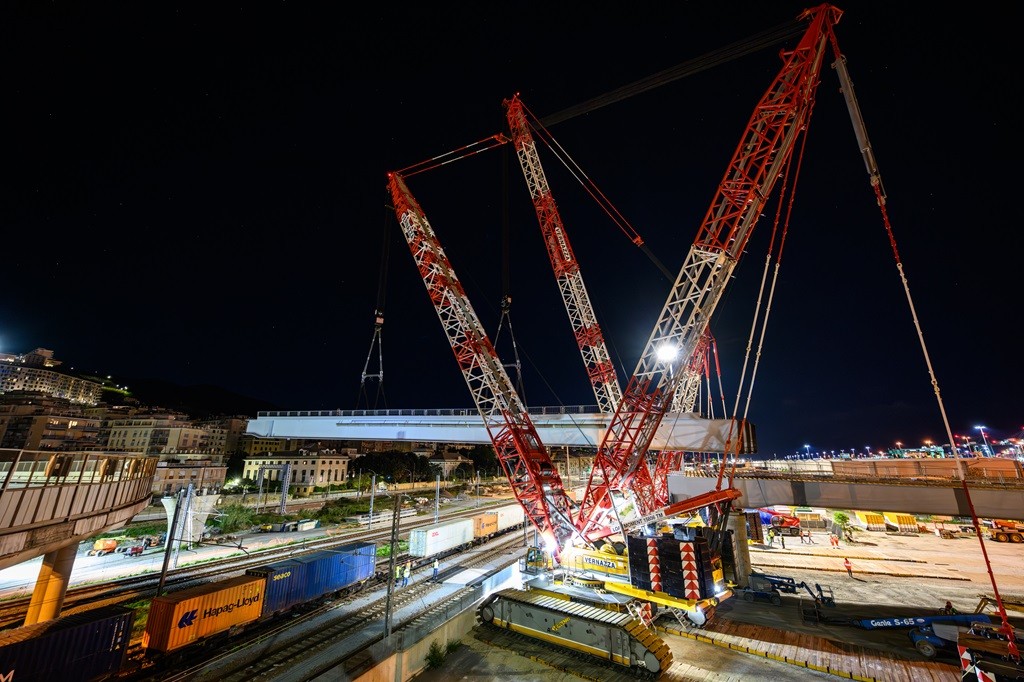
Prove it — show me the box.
[143,575,264,653]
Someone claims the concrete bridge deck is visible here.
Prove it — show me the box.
[669,468,1024,519]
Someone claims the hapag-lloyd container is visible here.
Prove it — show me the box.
[143,574,264,653]
[409,518,474,557]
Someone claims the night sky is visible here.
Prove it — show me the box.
[2,3,1018,457]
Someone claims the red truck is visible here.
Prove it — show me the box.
[756,508,802,536]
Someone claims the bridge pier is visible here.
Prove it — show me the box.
[23,543,78,625]
[727,510,751,588]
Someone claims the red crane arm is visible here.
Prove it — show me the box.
[387,171,577,554]
[577,4,843,539]
[504,95,623,415]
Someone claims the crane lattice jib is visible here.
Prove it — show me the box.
[577,4,841,536]
[504,96,623,415]
[387,172,576,553]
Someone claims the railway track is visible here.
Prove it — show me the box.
[0,504,513,627]
[128,532,526,681]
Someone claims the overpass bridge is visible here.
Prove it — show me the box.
[248,408,1024,520]
[0,449,157,624]
[245,405,746,451]
[669,466,1024,520]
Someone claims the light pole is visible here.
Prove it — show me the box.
[803,444,811,459]
[368,473,377,529]
[975,426,992,457]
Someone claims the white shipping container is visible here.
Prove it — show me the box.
[494,503,526,532]
[409,518,474,557]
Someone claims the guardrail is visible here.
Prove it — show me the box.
[255,405,601,418]
[684,459,1024,488]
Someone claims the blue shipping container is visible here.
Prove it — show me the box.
[0,605,134,682]
[292,544,376,604]
[246,559,309,615]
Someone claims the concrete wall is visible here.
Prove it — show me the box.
[670,474,1024,520]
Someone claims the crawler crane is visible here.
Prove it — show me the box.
[387,3,989,676]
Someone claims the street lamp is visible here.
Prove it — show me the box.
[975,426,992,457]
[804,444,810,458]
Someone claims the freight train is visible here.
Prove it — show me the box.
[409,503,526,559]
[0,503,527,681]
[0,541,379,681]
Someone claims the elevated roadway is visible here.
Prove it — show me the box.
[246,405,746,451]
[669,468,1024,519]
[0,449,157,624]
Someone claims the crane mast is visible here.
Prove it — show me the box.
[504,95,624,415]
[387,172,577,554]
[577,4,843,537]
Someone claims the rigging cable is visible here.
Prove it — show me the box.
[832,54,1018,659]
[357,202,392,410]
[539,18,805,128]
[492,144,527,402]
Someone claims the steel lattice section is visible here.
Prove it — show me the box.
[388,172,576,552]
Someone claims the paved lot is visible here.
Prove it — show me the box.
[746,526,1024,614]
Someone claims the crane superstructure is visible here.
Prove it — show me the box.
[576,3,843,539]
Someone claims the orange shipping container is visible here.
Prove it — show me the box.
[143,575,264,653]
[473,513,499,538]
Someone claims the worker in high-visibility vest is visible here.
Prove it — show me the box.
[844,557,853,578]
[394,563,402,585]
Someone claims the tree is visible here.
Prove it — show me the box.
[213,504,256,533]
[832,511,856,542]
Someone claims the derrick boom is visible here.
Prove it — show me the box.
[387,172,576,554]
[577,4,843,537]
[504,95,623,414]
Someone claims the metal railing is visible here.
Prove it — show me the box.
[255,405,602,419]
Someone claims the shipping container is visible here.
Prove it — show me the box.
[296,519,319,531]
[473,512,499,539]
[292,542,377,604]
[0,605,134,682]
[409,518,474,557]
[494,503,525,532]
[246,559,308,616]
[143,575,265,654]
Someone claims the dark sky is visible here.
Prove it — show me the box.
[2,3,1019,457]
